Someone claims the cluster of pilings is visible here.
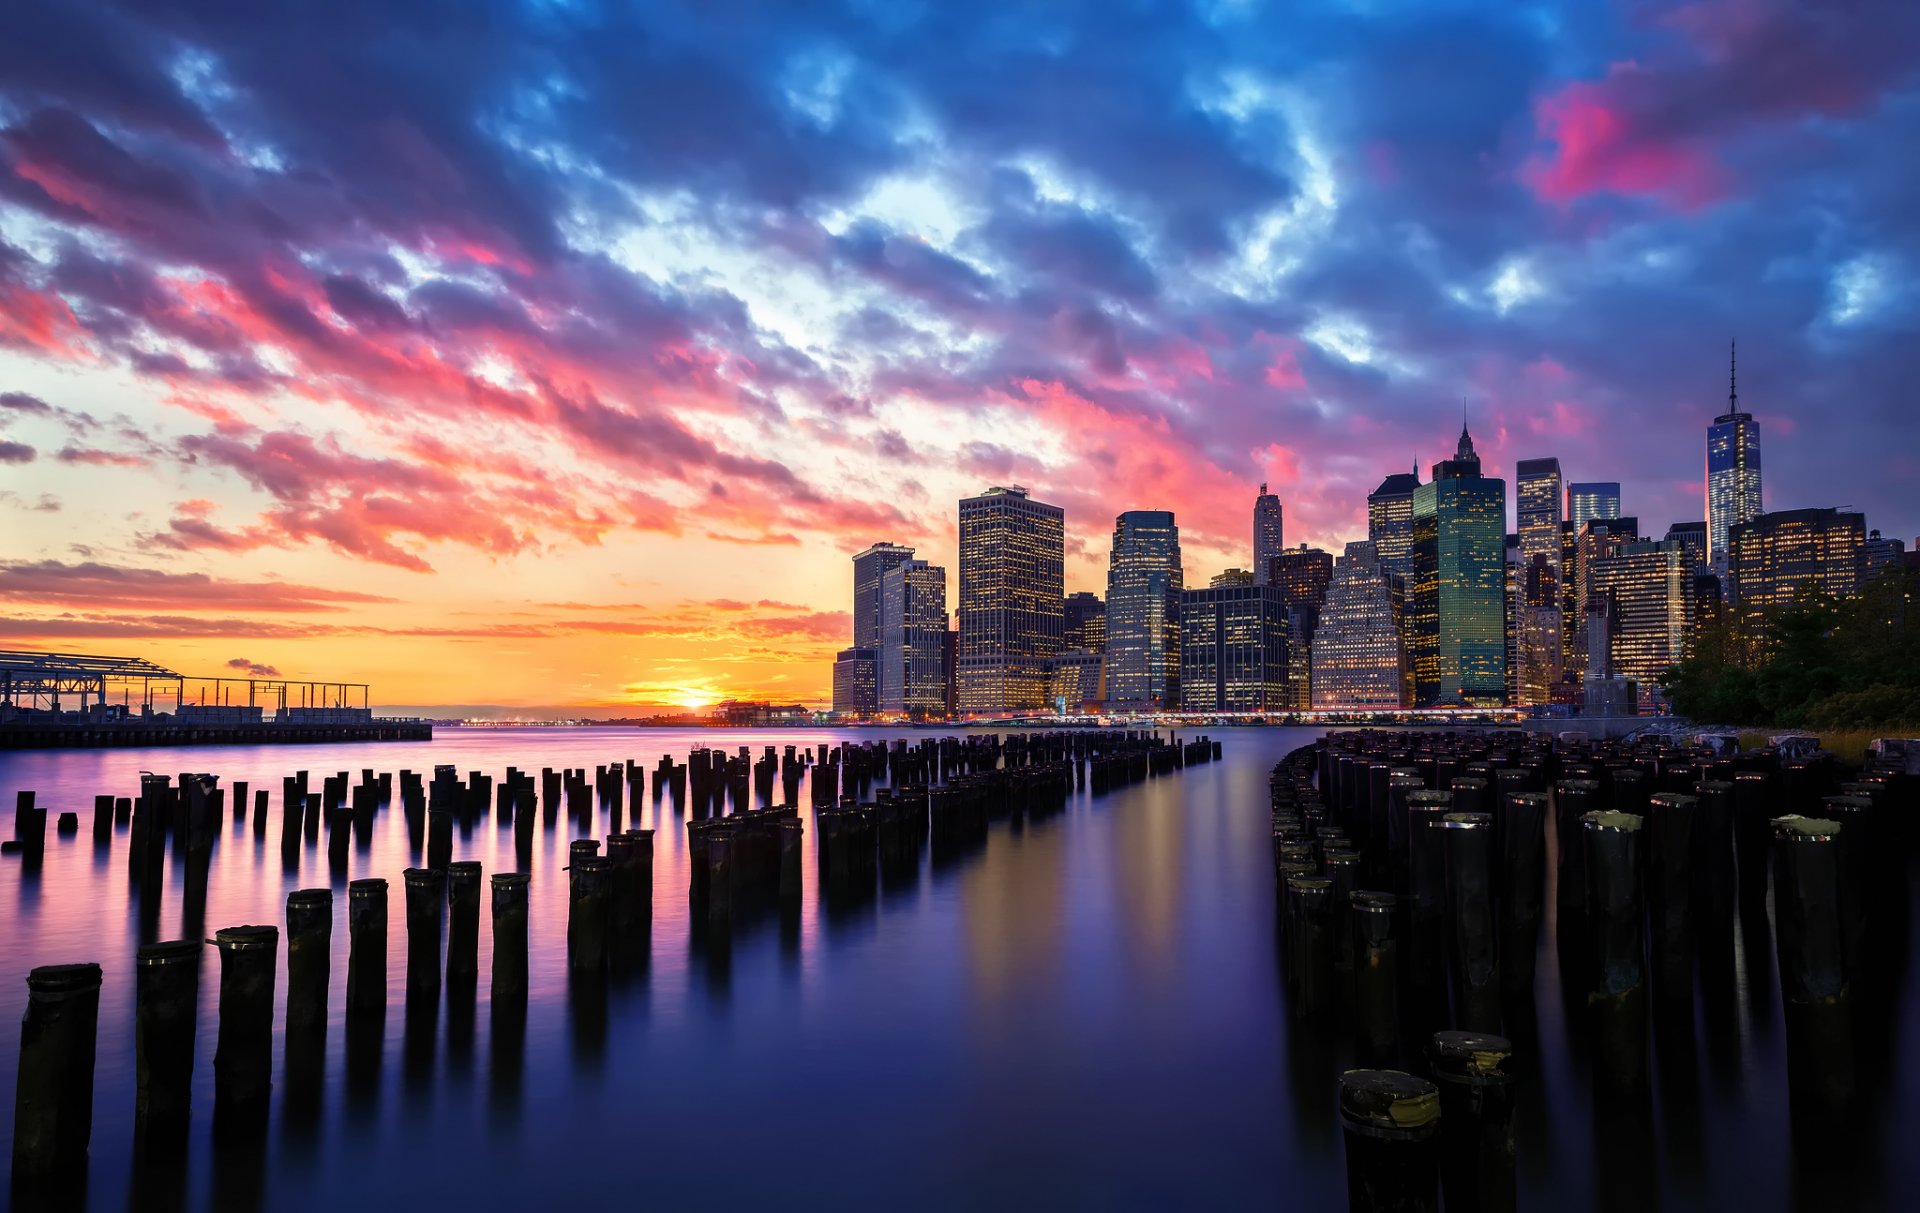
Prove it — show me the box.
[1275,728,1918,1211]
[8,727,1225,1196]
[687,809,796,930]
[8,854,566,1198]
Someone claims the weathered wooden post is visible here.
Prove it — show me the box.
[1442,813,1500,1033]
[134,942,200,1144]
[446,861,482,984]
[403,867,445,998]
[1555,780,1600,921]
[1352,891,1400,1066]
[491,873,531,997]
[347,878,388,1014]
[1339,1069,1441,1213]
[568,855,611,971]
[283,890,331,1032]
[1647,793,1696,1000]
[10,963,103,1184]
[1498,792,1546,996]
[211,926,278,1134]
[1429,1031,1515,1213]
[1770,815,1853,1113]
[1582,811,1646,1094]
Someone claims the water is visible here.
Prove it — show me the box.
[0,726,1914,1210]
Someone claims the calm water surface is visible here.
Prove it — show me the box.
[1,726,1915,1210]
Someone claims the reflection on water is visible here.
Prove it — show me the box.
[0,727,1916,1209]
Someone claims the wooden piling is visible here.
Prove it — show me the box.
[134,941,200,1142]
[1338,1069,1441,1213]
[346,878,388,1015]
[10,963,102,1183]
[211,926,278,1133]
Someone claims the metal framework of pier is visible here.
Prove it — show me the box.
[0,649,369,716]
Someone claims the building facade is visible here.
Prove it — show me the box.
[1368,467,1421,582]
[1310,541,1405,710]
[1178,582,1292,711]
[1105,510,1184,709]
[1706,345,1763,569]
[1514,458,1564,706]
[1048,650,1106,710]
[832,647,877,716]
[851,543,916,649]
[1410,425,1508,707]
[1729,508,1864,628]
[1588,538,1697,695]
[1063,591,1107,653]
[1567,483,1622,534]
[1267,546,1334,619]
[957,486,1065,714]
[1253,484,1284,586]
[878,559,949,715]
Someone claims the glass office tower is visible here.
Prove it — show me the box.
[957,486,1065,714]
[1105,510,1184,709]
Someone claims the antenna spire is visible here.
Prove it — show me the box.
[1729,339,1738,411]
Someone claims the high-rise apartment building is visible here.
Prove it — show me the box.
[1105,510,1184,709]
[1729,508,1864,628]
[1587,539,1697,693]
[1706,343,1763,569]
[1567,483,1622,533]
[1368,466,1421,581]
[957,486,1065,714]
[1514,458,1564,706]
[1063,591,1107,652]
[1253,484,1285,586]
[1178,581,1293,711]
[851,543,915,648]
[1310,541,1405,710]
[1409,425,1507,707]
[878,559,949,715]
[832,647,877,716]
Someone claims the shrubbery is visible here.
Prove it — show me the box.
[1660,564,1919,730]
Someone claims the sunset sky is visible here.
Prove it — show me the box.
[1,0,1916,712]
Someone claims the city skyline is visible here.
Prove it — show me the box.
[2,1,1916,710]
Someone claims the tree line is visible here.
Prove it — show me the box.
[1659,563,1919,731]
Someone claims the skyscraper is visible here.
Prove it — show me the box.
[1409,424,1507,707]
[1368,465,1421,581]
[1310,541,1405,710]
[878,559,949,715]
[1253,484,1284,586]
[1514,458,1564,706]
[1179,580,1292,711]
[1063,591,1107,653]
[1567,483,1622,533]
[957,486,1065,715]
[832,648,877,716]
[1105,510,1183,710]
[1587,538,1697,694]
[851,543,916,649]
[1664,521,1708,572]
[1707,343,1764,570]
[1729,508,1864,630]
[1267,545,1335,692]
[1572,516,1640,678]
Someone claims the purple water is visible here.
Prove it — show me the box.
[1,726,1914,1210]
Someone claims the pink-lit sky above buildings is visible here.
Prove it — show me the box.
[1,0,1916,710]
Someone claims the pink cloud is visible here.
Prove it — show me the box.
[1525,71,1725,209]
